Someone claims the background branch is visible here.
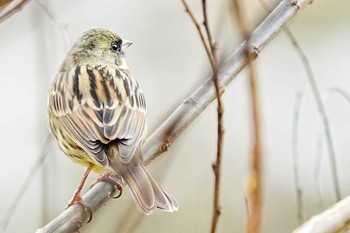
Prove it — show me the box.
[284,25,341,202]
[232,0,262,232]
[0,0,30,23]
[292,92,305,224]
[36,0,314,232]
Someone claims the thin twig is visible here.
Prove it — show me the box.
[0,135,51,232]
[232,1,262,233]
[292,92,305,224]
[328,88,350,104]
[37,1,314,231]
[314,124,325,211]
[201,2,223,233]
[297,88,350,233]
[288,27,341,202]
[180,0,215,69]
[0,0,31,23]
[180,1,223,232]
[201,0,215,54]
[312,87,350,211]
[258,0,341,202]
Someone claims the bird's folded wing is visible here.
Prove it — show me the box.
[48,65,147,166]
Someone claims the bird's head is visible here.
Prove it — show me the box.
[69,28,132,68]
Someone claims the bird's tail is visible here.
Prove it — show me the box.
[121,161,178,215]
[119,161,178,215]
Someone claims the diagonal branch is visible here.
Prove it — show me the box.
[0,0,31,23]
[293,194,350,233]
[36,0,314,232]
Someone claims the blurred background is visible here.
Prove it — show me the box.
[0,0,350,232]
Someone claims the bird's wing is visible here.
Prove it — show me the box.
[48,64,147,166]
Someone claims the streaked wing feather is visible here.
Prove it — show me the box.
[60,114,108,165]
[49,65,147,166]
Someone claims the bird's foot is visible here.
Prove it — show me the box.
[65,191,93,223]
[90,172,123,198]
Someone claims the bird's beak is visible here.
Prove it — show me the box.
[121,39,133,52]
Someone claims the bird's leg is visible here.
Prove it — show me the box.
[66,166,92,209]
[90,172,123,198]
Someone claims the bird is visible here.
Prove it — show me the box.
[47,28,178,215]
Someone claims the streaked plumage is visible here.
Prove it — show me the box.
[48,28,178,214]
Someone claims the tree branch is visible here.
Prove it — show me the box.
[0,0,31,23]
[36,0,314,232]
[293,194,350,233]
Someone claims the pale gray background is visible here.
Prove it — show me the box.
[0,0,349,232]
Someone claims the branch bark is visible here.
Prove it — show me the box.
[36,0,314,232]
[293,194,350,233]
[0,0,31,23]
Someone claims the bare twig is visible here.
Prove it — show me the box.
[314,124,325,211]
[288,28,341,202]
[201,1,224,232]
[258,0,341,202]
[296,88,350,233]
[312,88,350,211]
[0,0,30,23]
[180,0,215,68]
[328,88,350,104]
[293,194,350,233]
[180,1,223,232]
[292,92,305,224]
[37,1,314,232]
[232,1,262,233]
[0,135,51,232]
[201,0,215,55]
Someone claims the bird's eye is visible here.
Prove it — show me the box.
[111,42,121,53]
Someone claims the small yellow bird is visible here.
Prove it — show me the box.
[47,28,178,214]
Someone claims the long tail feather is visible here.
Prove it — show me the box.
[122,162,178,215]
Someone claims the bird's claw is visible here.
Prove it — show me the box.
[90,172,123,198]
[65,194,93,223]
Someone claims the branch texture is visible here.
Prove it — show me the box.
[37,0,314,232]
[0,0,30,23]
[293,194,350,233]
